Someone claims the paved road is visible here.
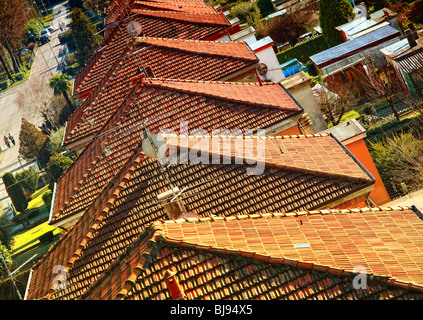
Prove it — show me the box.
[0,1,71,211]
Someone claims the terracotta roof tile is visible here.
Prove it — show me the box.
[73,38,258,99]
[27,129,374,300]
[133,1,215,13]
[65,79,299,149]
[75,207,423,300]
[74,9,231,96]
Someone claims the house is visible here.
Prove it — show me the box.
[380,27,423,98]
[280,71,327,133]
[228,27,286,83]
[64,77,307,154]
[26,205,423,299]
[72,36,260,101]
[25,131,376,299]
[310,25,402,95]
[73,9,234,98]
[52,78,345,230]
[335,8,400,42]
[248,36,286,83]
[319,119,391,205]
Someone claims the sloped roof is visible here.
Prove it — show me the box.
[74,9,231,96]
[57,80,305,228]
[133,1,216,13]
[310,25,401,68]
[73,37,258,99]
[65,78,300,149]
[31,207,423,300]
[27,132,374,300]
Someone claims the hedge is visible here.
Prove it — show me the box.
[276,35,329,65]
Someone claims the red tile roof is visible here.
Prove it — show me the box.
[130,9,230,26]
[26,130,374,300]
[29,207,423,300]
[133,1,216,13]
[65,79,300,149]
[74,10,232,96]
[73,38,258,99]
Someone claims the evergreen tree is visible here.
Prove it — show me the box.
[18,118,48,162]
[49,74,74,113]
[319,0,355,47]
[2,172,28,214]
[70,8,100,67]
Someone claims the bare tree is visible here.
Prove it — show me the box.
[312,82,359,126]
[361,62,411,121]
[14,73,54,125]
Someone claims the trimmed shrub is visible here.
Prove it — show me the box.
[39,231,54,244]
[2,172,28,213]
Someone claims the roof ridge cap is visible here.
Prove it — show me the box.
[157,206,415,226]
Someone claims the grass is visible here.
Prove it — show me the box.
[11,221,59,255]
[27,186,49,210]
[10,186,60,258]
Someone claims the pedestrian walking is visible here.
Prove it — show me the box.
[8,133,15,146]
[3,136,10,148]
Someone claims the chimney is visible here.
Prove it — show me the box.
[164,269,186,300]
[405,29,417,48]
[157,187,187,220]
[383,9,390,17]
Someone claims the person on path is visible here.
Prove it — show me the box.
[8,133,15,146]
[3,136,10,148]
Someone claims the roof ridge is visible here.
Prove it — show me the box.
[142,79,300,112]
[154,206,414,225]
[133,37,257,61]
[150,77,277,86]
[135,36,245,45]
[41,152,148,297]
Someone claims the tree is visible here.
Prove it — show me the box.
[15,168,39,194]
[312,82,358,126]
[46,153,73,189]
[362,64,409,121]
[70,8,100,67]
[0,209,13,250]
[265,9,313,46]
[49,74,74,113]
[42,190,53,212]
[47,126,66,155]
[18,118,49,162]
[369,131,423,196]
[230,1,261,24]
[15,74,54,122]
[84,0,109,15]
[0,242,12,275]
[2,172,28,214]
[319,0,355,47]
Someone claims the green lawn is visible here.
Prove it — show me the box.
[11,186,61,257]
[27,186,49,210]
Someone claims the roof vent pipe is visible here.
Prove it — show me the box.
[164,269,186,300]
